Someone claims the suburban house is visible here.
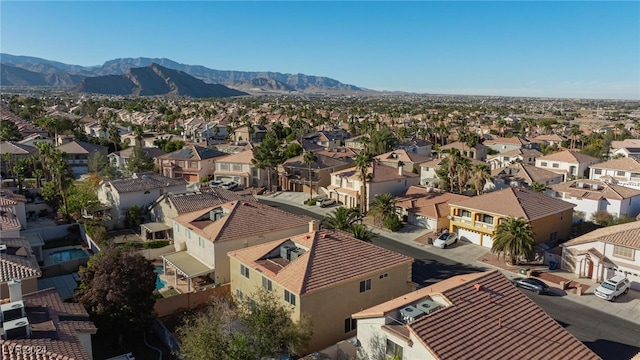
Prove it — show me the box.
[561,221,640,290]
[486,148,542,170]
[439,141,487,161]
[589,157,640,190]
[483,136,534,154]
[0,283,97,360]
[98,173,187,223]
[419,157,486,187]
[278,153,353,195]
[328,161,420,211]
[308,131,346,149]
[396,138,433,157]
[344,135,367,150]
[164,201,312,289]
[396,187,468,231]
[228,227,415,353]
[156,144,227,183]
[232,125,268,143]
[148,187,256,226]
[448,187,575,248]
[214,150,267,188]
[353,270,599,360]
[535,150,600,181]
[608,139,640,159]
[56,141,108,177]
[375,149,431,173]
[0,189,27,229]
[0,142,37,176]
[490,163,564,190]
[531,133,568,147]
[549,179,640,219]
[108,147,166,173]
[0,237,41,295]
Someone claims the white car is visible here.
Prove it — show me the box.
[433,232,458,249]
[221,181,239,190]
[316,198,337,207]
[594,275,631,301]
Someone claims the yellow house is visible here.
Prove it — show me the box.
[228,227,414,354]
[448,187,575,248]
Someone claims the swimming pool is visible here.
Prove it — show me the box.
[49,248,89,264]
[154,265,167,290]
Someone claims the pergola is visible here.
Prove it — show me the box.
[161,251,214,293]
[140,222,172,241]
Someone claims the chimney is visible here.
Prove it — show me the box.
[309,220,318,232]
[8,279,22,302]
[398,164,403,176]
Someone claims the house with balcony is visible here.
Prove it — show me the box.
[164,201,312,290]
[56,141,108,177]
[561,221,640,290]
[375,149,431,173]
[490,162,563,190]
[213,150,266,188]
[549,179,640,219]
[228,227,414,353]
[278,153,353,195]
[486,148,542,170]
[439,141,487,161]
[483,136,534,154]
[589,157,640,190]
[448,187,575,248]
[156,144,227,183]
[108,147,166,173]
[534,150,600,181]
[353,270,599,360]
[328,161,420,211]
[396,187,468,231]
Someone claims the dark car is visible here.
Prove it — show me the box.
[511,277,550,295]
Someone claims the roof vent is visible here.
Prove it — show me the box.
[474,284,483,291]
[416,299,442,315]
[399,305,424,323]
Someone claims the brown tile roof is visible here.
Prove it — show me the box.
[562,220,640,249]
[450,187,575,221]
[215,149,254,164]
[331,161,418,183]
[111,146,166,159]
[0,237,41,282]
[0,208,22,232]
[375,149,431,164]
[164,187,257,215]
[229,229,413,295]
[282,152,352,170]
[536,150,600,164]
[408,271,600,360]
[491,163,564,185]
[57,141,107,155]
[487,147,542,159]
[108,172,187,193]
[483,136,532,146]
[397,187,469,219]
[0,288,97,360]
[0,141,37,155]
[158,144,226,161]
[590,157,640,172]
[0,189,27,203]
[532,133,567,142]
[550,179,640,200]
[174,201,312,242]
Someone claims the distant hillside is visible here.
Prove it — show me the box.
[72,63,248,98]
[0,64,84,86]
[0,54,95,76]
[235,78,296,92]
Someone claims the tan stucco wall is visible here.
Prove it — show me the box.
[0,278,38,299]
[529,209,573,243]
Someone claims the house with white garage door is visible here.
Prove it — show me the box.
[396,186,468,232]
[448,187,575,248]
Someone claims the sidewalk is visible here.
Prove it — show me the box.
[257,191,640,326]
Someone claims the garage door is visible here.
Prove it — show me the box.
[457,228,481,245]
[409,214,432,229]
[482,235,494,249]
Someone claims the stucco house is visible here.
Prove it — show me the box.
[156,144,227,183]
[549,179,640,219]
[278,152,353,195]
[228,227,414,353]
[375,149,431,173]
[486,148,542,170]
[483,136,534,154]
[0,237,41,296]
[214,150,267,188]
[535,150,600,181]
[0,142,37,177]
[353,270,599,360]
[56,141,108,177]
[490,162,564,190]
[419,157,486,187]
[561,221,640,290]
[439,141,487,161]
[448,187,575,248]
[396,138,433,157]
[531,133,568,147]
[108,147,165,173]
[589,157,640,190]
[396,187,468,231]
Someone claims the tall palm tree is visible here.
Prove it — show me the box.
[456,157,472,194]
[354,151,373,214]
[368,193,398,226]
[320,207,360,231]
[446,149,460,193]
[472,164,491,195]
[491,216,535,265]
[303,150,318,199]
[568,125,582,149]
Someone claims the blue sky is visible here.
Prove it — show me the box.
[1,1,639,99]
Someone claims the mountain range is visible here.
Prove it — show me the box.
[0,54,363,95]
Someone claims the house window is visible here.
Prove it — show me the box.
[236,289,243,300]
[540,162,548,167]
[262,276,272,291]
[594,169,602,175]
[549,231,558,242]
[503,156,510,161]
[482,214,494,224]
[174,224,180,233]
[613,245,635,260]
[631,173,640,179]
[198,237,205,248]
[346,180,354,188]
[241,264,250,279]
[344,317,357,333]
[233,164,242,171]
[552,163,559,168]
[359,279,371,293]
[461,210,472,218]
[220,163,230,171]
[334,177,341,186]
[178,161,185,167]
[616,171,626,177]
[252,168,258,177]
[284,290,296,306]
[186,229,191,239]
[379,273,388,279]
[386,339,404,359]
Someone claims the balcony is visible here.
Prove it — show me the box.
[474,221,494,231]
[453,216,472,225]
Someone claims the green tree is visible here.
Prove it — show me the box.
[491,216,535,265]
[124,147,155,176]
[529,182,547,193]
[350,223,375,242]
[283,143,303,159]
[88,151,115,178]
[368,193,401,231]
[321,206,361,231]
[252,131,284,191]
[126,205,140,228]
[456,157,472,194]
[66,180,101,220]
[303,150,318,200]
[0,119,22,141]
[472,164,490,196]
[355,151,373,214]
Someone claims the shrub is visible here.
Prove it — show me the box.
[143,240,171,249]
[304,198,318,206]
[382,215,402,232]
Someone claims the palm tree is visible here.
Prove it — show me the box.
[568,125,582,149]
[456,157,472,194]
[446,149,460,193]
[529,182,546,193]
[303,150,318,200]
[350,223,374,242]
[355,151,373,214]
[491,216,535,265]
[368,193,398,226]
[320,207,360,231]
[472,164,490,195]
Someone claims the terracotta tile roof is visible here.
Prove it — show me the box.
[0,288,97,360]
[57,141,107,155]
[483,136,532,146]
[215,149,254,164]
[449,187,575,221]
[229,229,413,295]
[610,139,640,150]
[108,173,187,193]
[549,179,640,200]
[174,201,312,242]
[487,148,542,159]
[0,208,22,232]
[0,141,37,155]
[419,157,486,168]
[315,147,359,159]
[562,220,640,249]
[590,157,640,172]
[397,187,469,219]
[491,163,564,184]
[0,189,27,203]
[0,237,41,282]
[331,161,418,183]
[375,149,431,164]
[532,133,567,142]
[166,187,257,215]
[409,271,600,360]
[282,152,352,170]
[159,144,226,161]
[536,150,599,164]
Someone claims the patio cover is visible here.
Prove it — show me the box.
[141,222,172,233]
[162,251,214,278]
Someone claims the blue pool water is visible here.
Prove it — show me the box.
[154,265,167,290]
[49,248,89,264]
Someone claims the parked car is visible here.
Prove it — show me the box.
[316,198,337,207]
[433,232,457,249]
[209,180,223,187]
[511,277,550,295]
[595,275,631,301]
[221,181,239,190]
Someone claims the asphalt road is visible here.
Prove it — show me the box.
[262,200,640,359]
